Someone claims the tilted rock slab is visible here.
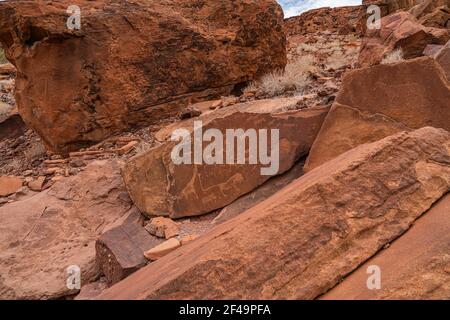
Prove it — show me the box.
[0,0,286,152]
[322,194,450,299]
[0,160,132,299]
[98,127,450,299]
[305,57,450,172]
[122,98,329,218]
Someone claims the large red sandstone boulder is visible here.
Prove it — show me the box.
[98,127,450,299]
[305,57,450,172]
[0,0,286,153]
[359,11,449,67]
[0,160,132,299]
[122,98,329,218]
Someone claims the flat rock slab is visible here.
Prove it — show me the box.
[0,176,22,197]
[98,127,450,299]
[123,98,329,218]
[305,56,450,171]
[0,160,132,299]
[322,194,450,300]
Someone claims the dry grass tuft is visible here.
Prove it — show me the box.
[0,49,7,64]
[381,48,404,64]
[244,55,315,97]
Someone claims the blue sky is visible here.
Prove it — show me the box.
[278,0,362,18]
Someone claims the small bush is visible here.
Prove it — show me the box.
[244,55,315,97]
[381,48,404,64]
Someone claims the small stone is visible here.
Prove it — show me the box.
[69,158,85,168]
[51,176,64,182]
[23,170,34,176]
[44,167,63,175]
[117,140,139,155]
[221,96,239,107]
[180,107,202,120]
[210,100,222,110]
[28,176,46,192]
[145,217,180,239]
[144,238,181,261]
[180,234,199,245]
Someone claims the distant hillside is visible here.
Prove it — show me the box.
[279,0,362,17]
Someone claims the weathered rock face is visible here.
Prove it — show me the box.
[322,194,450,300]
[98,127,450,300]
[0,160,132,299]
[0,0,286,153]
[436,40,450,79]
[212,160,305,226]
[284,6,364,37]
[409,0,450,25]
[359,11,449,67]
[305,57,450,172]
[362,0,449,18]
[122,98,329,218]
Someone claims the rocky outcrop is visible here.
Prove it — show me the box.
[359,11,449,67]
[98,127,450,300]
[0,0,286,153]
[305,57,450,172]
[0,160,132,299]
[362,0,449,18]
[322,194,450,300]
[122,98,329,218]
[284,6,364,36]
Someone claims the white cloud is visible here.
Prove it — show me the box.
[279,0,362,18]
